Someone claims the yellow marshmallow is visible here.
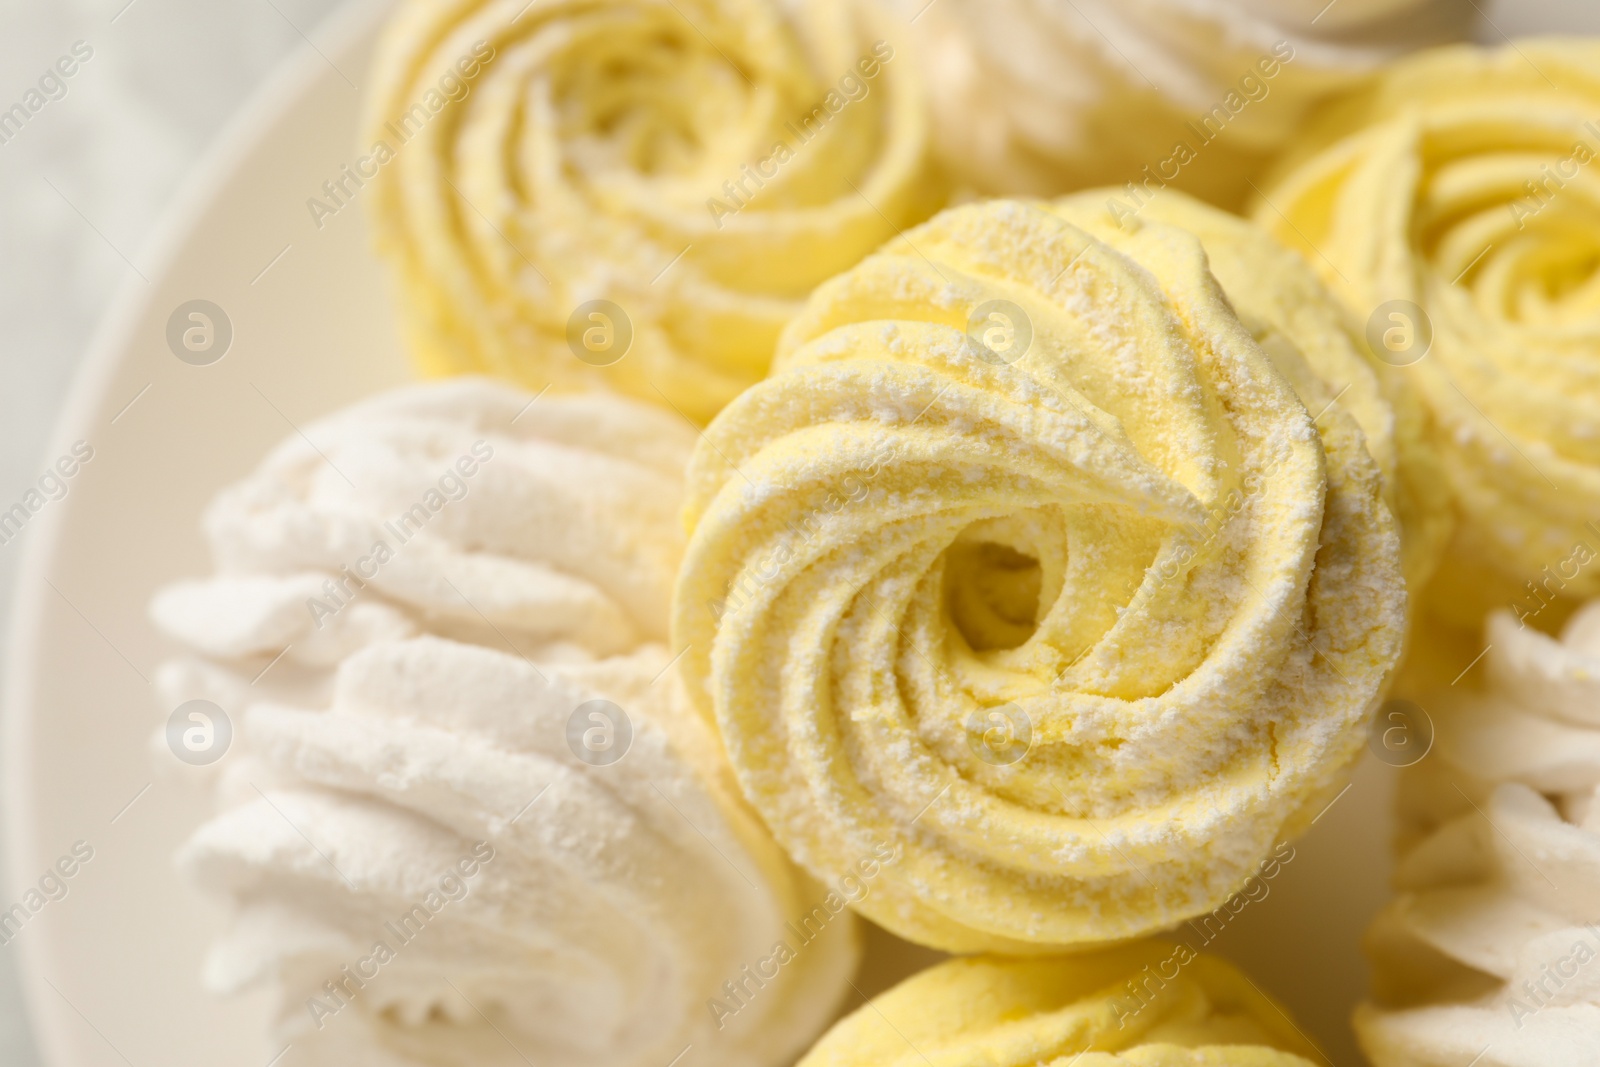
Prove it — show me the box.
[673,198,1406,952]
[1254,40,1600,612]
[363,0,942,423]
[797,945,1319,1067]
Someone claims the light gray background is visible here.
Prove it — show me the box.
[0,0,1596,1063]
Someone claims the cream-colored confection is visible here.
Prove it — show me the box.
[1255,41,1600,616]
[152,380,691,694]
[154,380,856,1066]
[1359,602,1600,1067]
[673,198,1406,953]
[797,944,1320,1067]
[891,0,1470,201]
[363,0,942,424]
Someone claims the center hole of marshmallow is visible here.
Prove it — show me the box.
[944,537,1044,652]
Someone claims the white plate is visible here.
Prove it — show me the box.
[3,2,406,1063]
[3,4,1443,1065]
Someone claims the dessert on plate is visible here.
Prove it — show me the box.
[125,3,1600,1060]
[673,196,1406,953]
[1254,40,1600,623]
[153,379,857,1066]
[364,0,942,424]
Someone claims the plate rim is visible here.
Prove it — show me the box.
[1,0,392,1059]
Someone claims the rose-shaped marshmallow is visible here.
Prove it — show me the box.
[363,0,942,423]
[1255,41,1600,611]
[673,198,1406,952]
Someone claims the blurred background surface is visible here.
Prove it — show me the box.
[1,0,1598,1062]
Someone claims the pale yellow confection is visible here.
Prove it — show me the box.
[1358,603,1600,1067]
[673,198,1406,952]
[363,0,942,424]
[797,944,1319,1067]
[1061,189,1451,590]
[1254,41,1600,612]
